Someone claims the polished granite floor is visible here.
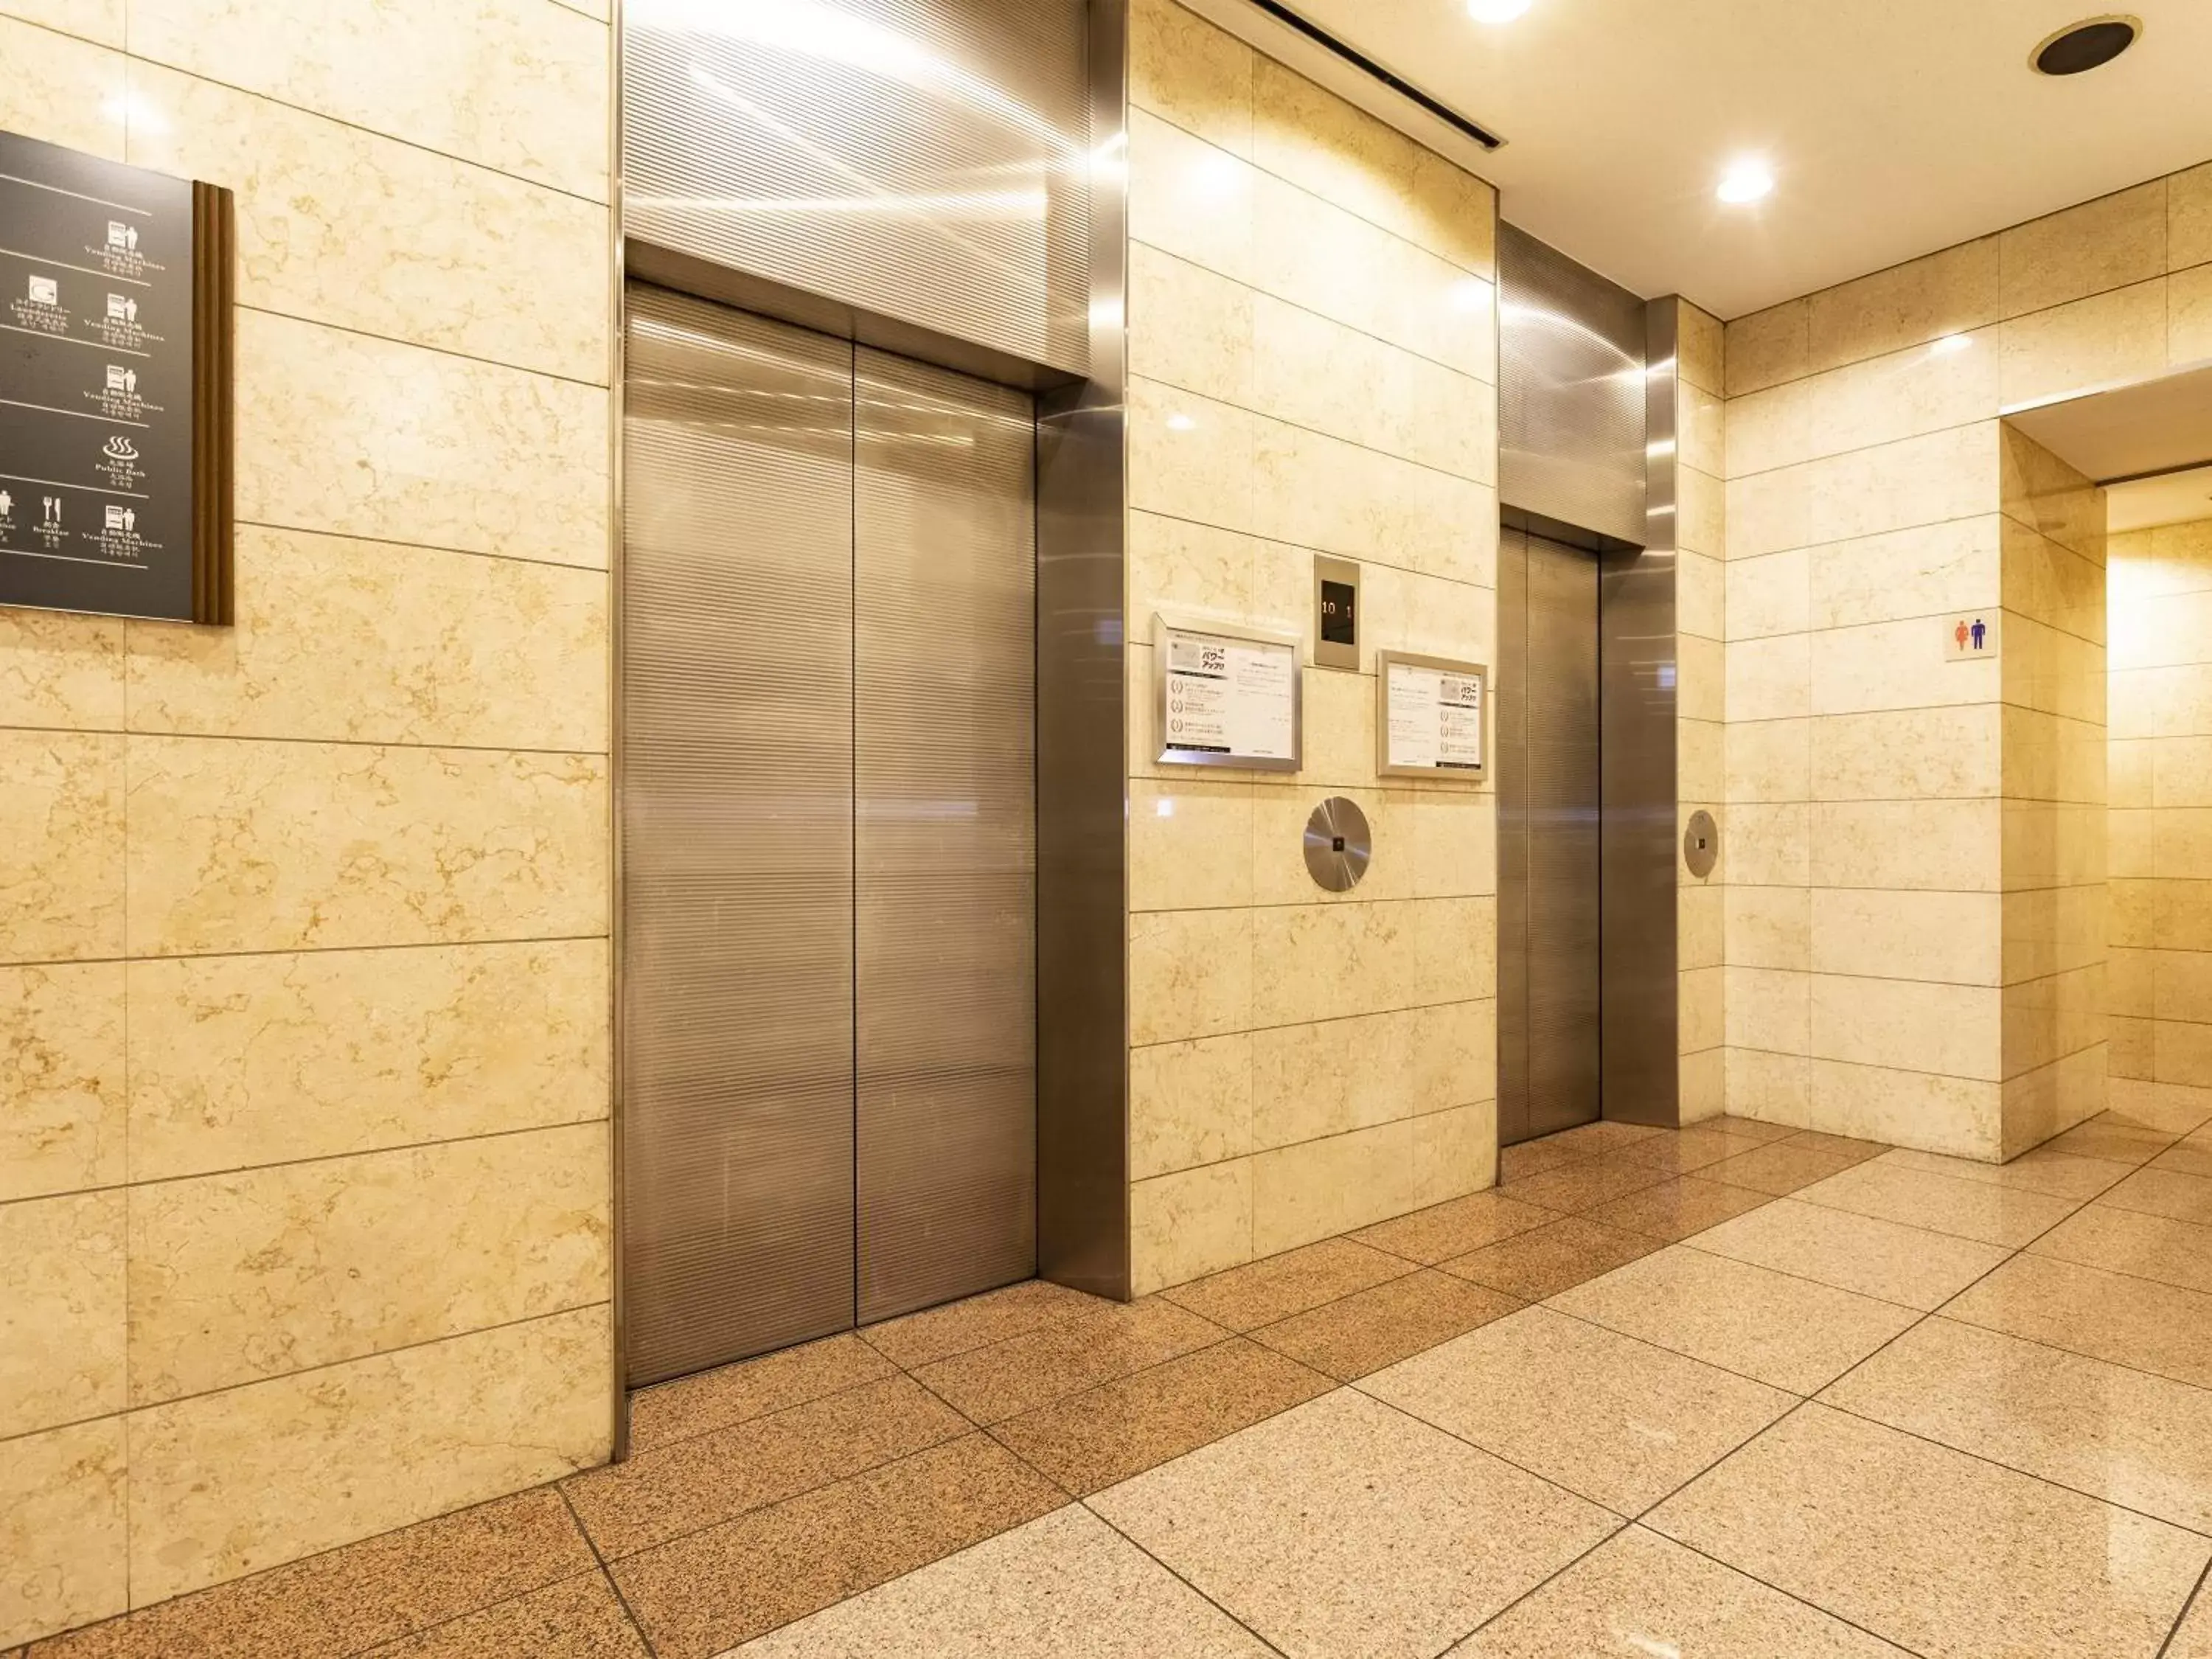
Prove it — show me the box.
[26,1091,2212,1658]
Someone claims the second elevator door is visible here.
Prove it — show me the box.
[622,287,1035,1386]
[1497,524,1601,1146]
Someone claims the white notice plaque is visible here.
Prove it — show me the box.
[1378,652,1486,778]
[1155,616,1301,771]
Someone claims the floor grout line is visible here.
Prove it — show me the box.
[1077,1498,1295,1659]
[2160,1557,2212,1659]
[557,1485,661,1659]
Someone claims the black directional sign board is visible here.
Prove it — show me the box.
[0,128,232,623]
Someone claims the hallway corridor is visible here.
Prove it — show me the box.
[24,1098,2212,1658]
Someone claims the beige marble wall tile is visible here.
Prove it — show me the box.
[1251,170,1494,382]
[0,961,125,1201]
[1252,296,1494,481]
[1725,633,1809,722]
[0,14,124,158]
[1725,967,1809,1055]
[1249,901,1405,1027]
[1130,907,1253,1045]
[0,1418,126,1647]
[1725,549,1809,640]
[1132,1158,1252,1294]
[1127,241,1255,406]
[2110,666,2212,742]
[1128,377,1256,532]
[3,0,122,45]
[1406,997,1496,1113]
[1812,799,2003,891]
[1251,417,1494,584]
[1680,379,1725,477]
[1680,717,1725,804]
[1677,300,1724,395]
[1999,279,2168,408]
[1809,515,2001,630]
[1127,108,1257,287]
[0,730,124,964]
[0,1191,124,1438]
[1724,467,1812,562]
[1725,718,1809,803]
[1812,888,2002,985]
[1807,237,2001,373]
[1677,549,1724,641]
[2000,180,2166,317]
[1131,1033,1252,1180]
[1725,1046,1809,1126]
[1722,377,1812,480]
[1805,1058,2001,1158]
[1129,0,1253,156]
[126,1124,607,1404]
[125,736,608,956]
[0,609,124,731]
[1251,55,1494,278]
[1809,420,2000,545]
[1407,792,1496,900]
[1679,463,1725,558]
[127,527,608,751]
[1413,894,1496,1006]
[1251,1117,1413,1256]
[1355,562,1496,674]
[1251,785,1403,905]
[1810,974,2003,1080]
[1250,1009,1409,1150]
[127,1304,610,1604]
[1727,886,1810,971]
[1294,664,1380,787]
[1812,706,2003,801]
[2001,1045,2107,1154]
[2169,263,2212,366]
[1130,779,1255,913]
[1725,299,1809,397]
[2003,520,2107,644]
[1681,1046,1727,1121]
[237,311,608,568]
[2174,162,2212,273]
[1810,614,2000,714]
[1680,964,1724,1052]
[128,0,608,198]
[2112,589,2212,672]
[127,63,608,383]
[1726,803,1810,887]
[131,933,594,1166]
[1411,1099,1496,1208]
[1998,425,2103,560]
[1678,634,1725,723]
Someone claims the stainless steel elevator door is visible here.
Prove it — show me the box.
[622,288,858,1385]
[1497,525,1602,1145]
[855,350,1037,1323]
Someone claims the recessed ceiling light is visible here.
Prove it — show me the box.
[2032,15,2140,75]
[1467,0,1531,21]
[1716,160,1774,204]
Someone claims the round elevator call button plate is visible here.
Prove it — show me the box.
[1304,796,1372,891]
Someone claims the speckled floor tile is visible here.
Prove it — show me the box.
[1794,1158,2081,1247]
[2107,1088,2212,1135]
[2157,1140,2212,1179]
[24,1487,593,1659]
[1251,1270,1521,1382]
[1687,1197,2009,1310]
[1582,1175,1775,1242]
[1549,1246,1919,1394]
[1531,1121,1666,1158]
[2042,1116,2181,1166]
[358,1572,645,1658]
[1944,1253,2212,1390]
[1877,1146,2132,1200]
[1649,1404,2210,1659]
[1703,1140,1866,1197]
[2031,1203,2212,1296]
[2169,1581,2212,1659]
[1614,1124,1767,1174]
[1450,1524,1914,1657]
[1498,1137,1591,1182]
[1437,1217,1661,1301]
[1363,1306,1793,1515]
[2101,1166,2212,1227]
[989,1336,1332,1494]
[1820,1316,2212,1534]
[1091,1389,1619,1659]
[1775,1130,1889,1164]
[1708,1116,1801,1144]
[563,1375,966,1558]
[857,1280,1101,1368]
[1352,1191,1555,1264]
[610,1435,1062,1659]
[1498,1152,1673,1214]
[911,1296,1222,1425]
[728,1505,1270,1657]
[1161,1237,1412,1332]
[627,1335,896,1454]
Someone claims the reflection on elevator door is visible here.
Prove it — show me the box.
[619,284,1037,1387]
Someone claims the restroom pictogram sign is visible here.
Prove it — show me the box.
[1944,613,2000,660]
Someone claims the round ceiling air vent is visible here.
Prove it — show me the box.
[2032,15,2141,75]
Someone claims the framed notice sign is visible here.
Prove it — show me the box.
[1153,615,1301,772]
[1377,651,1487,779]
[0,128,234,624]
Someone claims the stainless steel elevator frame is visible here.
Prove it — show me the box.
[608,0,1131,1457]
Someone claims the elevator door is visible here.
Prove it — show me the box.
[1497,524,1601,1146]
[621,285,1036,1387]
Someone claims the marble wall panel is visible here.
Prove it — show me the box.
[0,961,125,1202]
[1128,0,1252,156]
[0,1191,125,1438]
[0,731,125,964]
[1806,237,2000,374]
[1130,1034,1253,1181]
[0,13,125,157]
[0,608,124,731]
[1999,180,2167,317]
[0,1419,126,1648]
[1251,1117,1413,1256]
[1131,1160,1251,1296]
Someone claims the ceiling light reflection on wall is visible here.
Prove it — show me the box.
[1467,0,1531,20]
[1931,333,1972,355]
[1715,160,1774,204]
[1166,413,1197,431]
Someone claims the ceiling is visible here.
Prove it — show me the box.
[1288,0,2212,318]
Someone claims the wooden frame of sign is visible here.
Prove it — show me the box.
[0,129,234,625]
